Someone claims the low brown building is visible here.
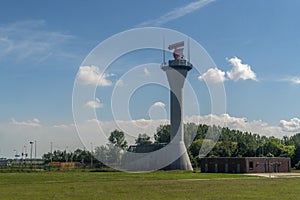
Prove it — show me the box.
[200,157,291,173]
[48,162,82,169]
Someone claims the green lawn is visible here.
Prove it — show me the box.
[0,171,299,200]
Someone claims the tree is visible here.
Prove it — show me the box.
[154,125,170,143]
[184,123,198,146]
[42,152,52,163]
[72,149,91,164]
[295,161,300,170]
[210,141,237,157]
[257,137,295,158]
[94,145,109,163]
[108,129,127,150]
[189,139,204,158]
[135,133,152,145]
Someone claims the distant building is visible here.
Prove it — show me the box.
[0,158,9,166]
[127,143,167,153]
[48,162,82,169]
[200,157,291,173]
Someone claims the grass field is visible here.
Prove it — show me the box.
[0,170,300,200]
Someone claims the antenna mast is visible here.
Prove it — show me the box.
[188,37,190,63]
[163,37,166,65]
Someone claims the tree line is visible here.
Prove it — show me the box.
[43,123,300,169]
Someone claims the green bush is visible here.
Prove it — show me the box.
[295,161,300,170]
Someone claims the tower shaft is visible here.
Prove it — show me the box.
[162,59,193,171]
[165,68,187,142]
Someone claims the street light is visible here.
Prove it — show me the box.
[29,141,33,168]
[50,142,53,163]
[23,145,28,167]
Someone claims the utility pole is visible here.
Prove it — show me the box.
[34,140,36,159]
[24,145,27,167]
[90,142,93,168]
[50,142,53,162]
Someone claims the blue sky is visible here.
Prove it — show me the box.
[1,0,300,157]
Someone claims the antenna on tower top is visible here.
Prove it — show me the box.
[188,37,190,63]
[163,37,166,65]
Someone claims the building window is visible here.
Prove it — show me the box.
[214,163,218,173]
[205,164,208,172]
[236,164,240,173]
[249,161,254,169]
[225,163,228,173]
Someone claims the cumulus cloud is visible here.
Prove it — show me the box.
[85,98,103,109]
[149,102,167,121]
[3,113,298,158]
[198,68,226,83]
[153,101,166,108]
[279,118,300,132]
[138,0,216,27]
[227,57,257,81]
[11,118,41,127]
[185,114,291,138]
[77,65,113,86]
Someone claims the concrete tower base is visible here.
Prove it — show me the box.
[163,142,193,171]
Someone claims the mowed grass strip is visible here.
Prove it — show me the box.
[0,171,299,200]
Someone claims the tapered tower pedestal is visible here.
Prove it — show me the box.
[162,59,193,171]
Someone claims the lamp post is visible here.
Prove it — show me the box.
[13,149,18,167]
[50,142,53,163]
[23,145,27,167]
[29,141,33,168]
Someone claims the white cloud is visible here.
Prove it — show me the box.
[144,68,150,76]
[279,118,300,132]
[185,114,292,138]
[153,101,166,108]
[77,65,113,86]
[85,98,103,109]
[138,0,216,27]
[1,120,81,158]
[290,77,300,84]
[11,118,41,127]
[281,77,300,84]
[227,57,257,81]
[0,20,74,61]
[198,68,226,83]
[2,113,299,158]
[52,124,75,129]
